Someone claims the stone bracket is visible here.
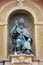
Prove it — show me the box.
[9,54,34,65]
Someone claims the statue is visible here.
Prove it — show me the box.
[10,18,33,54]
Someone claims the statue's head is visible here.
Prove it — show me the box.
[19,18,24,24]
[19,18,24,28]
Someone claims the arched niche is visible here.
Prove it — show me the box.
[7,9,35,56]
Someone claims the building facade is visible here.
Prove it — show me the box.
[0,0,43,65]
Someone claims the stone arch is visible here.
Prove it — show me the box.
[5,6,38,24]
[0,1,42,24]
[0,1,43,58]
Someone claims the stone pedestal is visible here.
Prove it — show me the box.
[9,54,34,65]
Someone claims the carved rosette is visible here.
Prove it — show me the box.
[17,0,24,7]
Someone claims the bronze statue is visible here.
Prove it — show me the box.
[10,18,32,54]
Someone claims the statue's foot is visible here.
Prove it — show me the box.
[23,49,32,54]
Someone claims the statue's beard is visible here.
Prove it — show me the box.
[19,25,24,29]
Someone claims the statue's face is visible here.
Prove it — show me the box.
[19,18,24,28]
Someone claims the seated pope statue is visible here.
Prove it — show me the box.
[10,18,32,54]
